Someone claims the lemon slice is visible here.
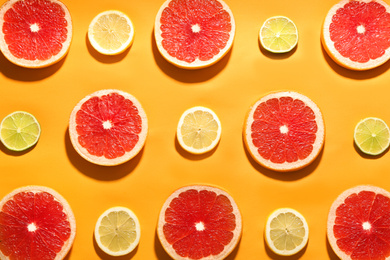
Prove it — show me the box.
[88,10,135,55]
[265,208,309,256]
[259,16,298,53]
[177,106,222,154]
[94,206,141,256]
[0,111,41,151]
[354,117,390,156]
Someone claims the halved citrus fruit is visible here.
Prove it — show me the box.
[327,185,390,260]
[354,117,390,156]
[0,0,72,68]
[243,91,325,172]
[157,185,242,260]
[265,208,309,256]
[0,111,41,151]
[154,0,235,69]
[176,106,222,154]
[259,16,298,53]
[69,89,148,166]
[95,206,141,256]
[88,10,135,55]
[0,186,76,260]
[322,0,390,70]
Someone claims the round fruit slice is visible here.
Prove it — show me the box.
[243,91,325,172]
[327,185,390,260]
[354,117,390,156]
[259,16,298,53]
[88,10,135,55]
[0,186,76,260]
[69,89,148,166]
[154,0,235,69]
[0,111,41,151]
[265,208,309,256]
[0,0,72,68]
[95,206,141,256]
[322,0,390,70]
[157,185,242,260]
[177,106,222,154]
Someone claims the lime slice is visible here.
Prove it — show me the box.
[88,10,135,55]
[176,106,222,154]
[94,206,141,256]
[0,111,41,151]
[354,117,390,155]
[265,208,309,256]
[259,16,298,53]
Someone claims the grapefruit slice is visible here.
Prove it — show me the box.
[243,91,325,172]
[322,0,390,70]
[157,185,242,260]
[0,186,76,260]
[154,0,235,69]
[0,0,72,68]
[69,89,148,166]
[327,185,390,260]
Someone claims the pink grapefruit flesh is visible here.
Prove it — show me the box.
[327,185,390,260]
[154,0,235,69]
[157,185,242,260]
[0,186,76,260]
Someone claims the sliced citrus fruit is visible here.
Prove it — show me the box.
[157,185,242,260]
[154,0,235,69]
[354,117,390,156]
[259,16,298,53]
[88,10,135,55]
[177,106,222,154]
[327,185,390,260]
[0,186,76,259]
[265,208,309,256]
[95,206,141,256]
[243,91,325,172]
[69,89,148,166]
[0,0,72,68]
[0,111,41,151]
[322,0,390,70]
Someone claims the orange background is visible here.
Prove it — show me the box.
[1,0,390,259]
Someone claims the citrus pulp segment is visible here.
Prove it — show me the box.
[69,89,148,166]
[0,0,72,68]
[95,206,141,256]
[0,186,76,260]
[0,111,41,151]
[88,10,135,55]
[327,185,390,260]
[354,117,390,156]
[322,0,390,70]
[157,185,242,260]
[154,0,235,69]
[265,208,309,256]
[259,16,298,53]
[176,106,222,154]
[243,91,325,172]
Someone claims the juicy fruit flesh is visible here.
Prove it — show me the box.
[1,112,40,150]
[261,17,297,52]
[0,191,71,259]
[329,1,390,63]
[91,13,131,51]
[333,190,390,259]
[159,0,232,63]
[354,118,390,155]
[163,189,236,259]
[98,210,137,253]
[75,92,142,160]
[3,0,69,61]
[181,110,219,150]
[251,96,318,164]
